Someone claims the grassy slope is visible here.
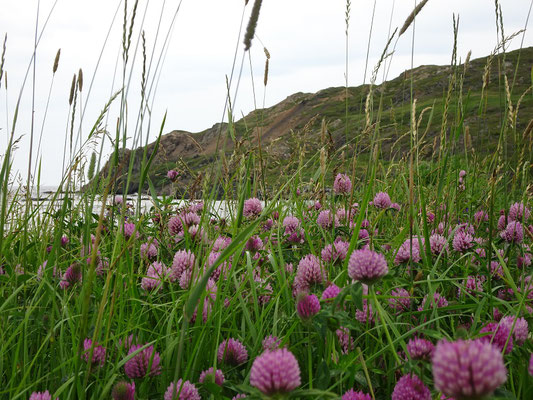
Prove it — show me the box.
[96,46,533,196]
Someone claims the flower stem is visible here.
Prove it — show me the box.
[308,331,313,389]
[371,286,401,365]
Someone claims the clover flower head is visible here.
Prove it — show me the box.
[250,348,301,395]
[432,339,507,399]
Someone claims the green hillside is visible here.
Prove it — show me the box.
[93,46,533,197]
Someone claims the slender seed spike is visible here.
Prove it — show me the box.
[87,152,97,181]
[0,34,6,89]
[69,73,77,105]
[263,58,269,86]
[345,0,351,34]
[320,148,326,178]
[122,0,128,56]
[364,91,371,129]
[243,0,263,51]
[263,47,270,59]
[524,119,533,139]
[465,50,471,65]
[78,68,83,92]
[53,49,61,74]
[320,118,326,143]
[399,0,430,37]
[127,0,140,54]
[141,30,147,96]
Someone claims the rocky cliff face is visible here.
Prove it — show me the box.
[93,47,533,196]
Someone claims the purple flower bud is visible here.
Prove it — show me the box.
[500,221,524,243]
[321,239,350,264]
[336,326,355,354]
[140,239,158,260]
[170,250,195,283]
[373,192,392,209]
[296,293,321,320]
[60,263,82,289]
[395,238,422,265]
[342,389,372,400]
[418,292,448,312]
[245,235,263,253]
[479,322,513,354]
[348,248,388,284]
[458,275,485,297]
[355,302,374,324]
[474,210,489,225]
[167,169,179,181]
[212,236,231,251]
[168,216,184,236]
[389,288,411,312]
[262,218,274,231]
[509,202,530,222]
[262,335,282,351]
[432,339,507,399]
[83,338,106,366]
[407,337,434,360]
[164,379,200,400]
[452,230,474,253]
[294,254,326,292]
[283,216,300,234]
[429,234,447,256]
[199,367,224,386]
[322,283,341,301]
[391,203,401,211]
[123,222,138,239]
[60,236,69,246]
[217,338,248,366]
[29,391,57,400]
[499,316,529,345]
[243,198,263,218]
[392,374,431,400]
[333,173,352,194]
[141,261,168,292]
[317,210,334,229]
[250,348,301,395]
[497,214,508,231]
[124,344,161,378]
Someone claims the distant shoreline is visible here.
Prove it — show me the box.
[9,186,155,202]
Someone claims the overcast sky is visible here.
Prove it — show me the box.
[1,0,531,186]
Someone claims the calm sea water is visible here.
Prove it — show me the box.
[9,186,235,218]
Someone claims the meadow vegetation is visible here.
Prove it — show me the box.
[0,1,532,399]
